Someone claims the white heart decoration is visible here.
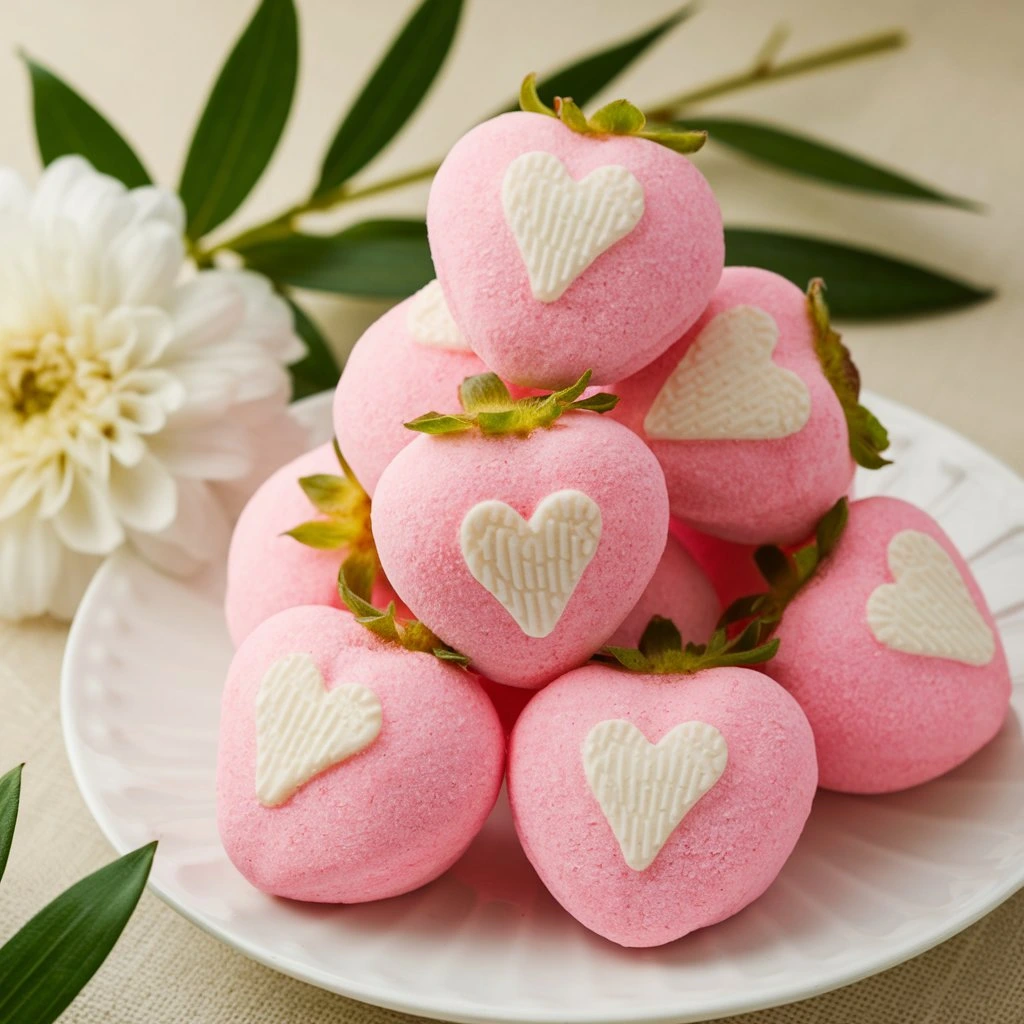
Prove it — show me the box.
[866,530,996,666]
[644,305,812,441]
[460,489,602,639]
[255,653,382,807]
[406,279,471,351]
[501,151,645,303]
[583,719,728,872]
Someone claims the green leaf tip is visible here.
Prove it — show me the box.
[598,614,779,676]
[718,497,850,637]
[405,369,618,438]
[337,553,469,666]
[284,440,375,556]
[807,279,892,469]
[0,763,24,886]
[516,73,706,155]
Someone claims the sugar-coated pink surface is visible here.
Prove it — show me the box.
[768,496,1012,793]
[217,605,505,902]
[225,444,346,646]
[609,532,719,646]
[508,665,817,947]
[428,112,723,389]
[612,267,854,544]
[333,296,486,496]
[670,518,765,608]
[372,417,669,689]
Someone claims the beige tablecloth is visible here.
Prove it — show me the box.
[2,0,1022,1020]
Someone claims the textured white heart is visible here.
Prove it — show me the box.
[583,720,728,872]
[406,279,471,351]
[866,530,996,666]
[255,653,383,807]
[460,489,601,638]
[644,305,812,440]
[501,151,644,303]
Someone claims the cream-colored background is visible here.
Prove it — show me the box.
[1,0,1022,1021]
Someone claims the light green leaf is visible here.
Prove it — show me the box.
[298,474,351,515]
[459,373,513,414]
[239,220,434,298]
[404,412,475,435]
[283,520,355,550]
[316,0,464,195]
[179,0,299,240]
[0,842,155,1024]
[21,55,150,187]
[505,4,694,113]
[724,229,994,319]
[0,764,23,886]
[284,298,341,400]
[695,117,979,210]
[589,99,646,135]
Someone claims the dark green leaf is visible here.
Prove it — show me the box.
[179,0,299,239]
[725,229,994,319]
[551,370,593,404]
[316,0,463,195]
[717,593,768,628]
[638,616,682,658]
[433,647,471,666]
[570,393,619,413]
[598,646,652,672]
[815,498,849,560]
[285,299,341,400]
[0,841,155,1024]
[754,545,795,589]
[694,117,979,209]
[21,55,150,187]
[0,765,23,886]
[714,637,780,667]
[506,4,694,113]
[240,220,434,297]
[792,545,819,582]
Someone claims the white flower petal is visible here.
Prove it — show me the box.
[165,274,245,357]
[129,477,228,569]
[148,423,253,480]
[102,220,185,308]
[0,463,45,519]
[0,508,62,620]
[52,468,125,555]
[125,186,185,235]
[47,548,103,621]
[108,452,177,533]
[0,168,30,213]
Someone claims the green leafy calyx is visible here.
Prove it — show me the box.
[337,553,469,666]
[719,497,849,634]
[598,615,779,675]
[519,73,707,155]
[283,439,375,553]
[404,370,618,437]
[809,280,892,469]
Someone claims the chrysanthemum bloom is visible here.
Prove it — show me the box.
[0,157,307,620]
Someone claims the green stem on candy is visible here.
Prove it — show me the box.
[192,25,907,266]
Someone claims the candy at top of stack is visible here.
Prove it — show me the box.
[612,266,856,546]
[426,109,723,389]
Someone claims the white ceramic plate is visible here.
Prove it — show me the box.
[62,391,1024,1024]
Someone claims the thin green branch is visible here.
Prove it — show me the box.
[194,24,907,266]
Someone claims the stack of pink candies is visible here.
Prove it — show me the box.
[216,82,1011,948]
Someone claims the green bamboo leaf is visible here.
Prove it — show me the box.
[724,228,994,319]
[179,0,299,240]
[21,55,151,187]
[240,220,433,298]
[0,765,23,886]
[504,4,694,113]
[316,0,463,196]
[0,842,156,1024]
[284,298,341,400]
[693,117,979,210]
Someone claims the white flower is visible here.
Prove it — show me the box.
[0,156,307,621]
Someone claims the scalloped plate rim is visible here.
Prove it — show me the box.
[60,389,1024,1024]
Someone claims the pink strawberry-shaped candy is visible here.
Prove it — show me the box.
[765,496,1011,793]
[427,79,723,389]
[218,590,504,902]
[334,281,487,495]
[509,617,816,947]
[612,268,885,545]
[225,442,376,645]
[372,372,669,688]
[609,530,719,647]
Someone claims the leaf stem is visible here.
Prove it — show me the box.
[647,28,906,117]
[195,25,906,265]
